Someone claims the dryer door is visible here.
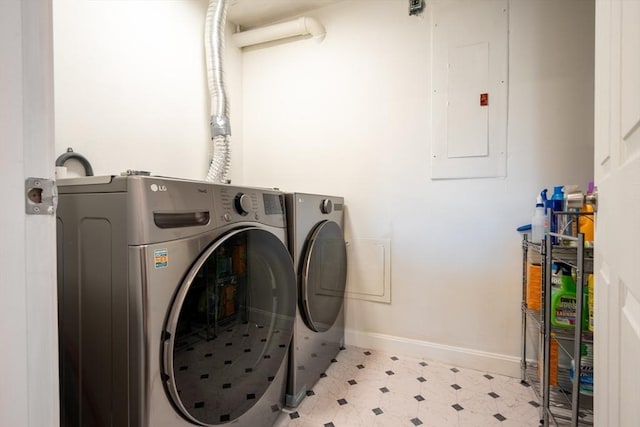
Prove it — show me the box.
[300,220,348,332]
[163,227,295,426]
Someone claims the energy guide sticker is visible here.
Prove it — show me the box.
[154,249,168,269]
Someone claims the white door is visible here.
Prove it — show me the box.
[594,0,640,425]
[0,1,59,426]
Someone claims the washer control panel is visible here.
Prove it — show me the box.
[215,186,284,228]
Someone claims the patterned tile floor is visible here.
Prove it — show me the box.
[274,346,542,427]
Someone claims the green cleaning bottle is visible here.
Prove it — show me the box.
[551,263,578,329]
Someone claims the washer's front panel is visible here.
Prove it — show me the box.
[162,228,295,426]
[57,191,131,427]
[300,221,347,332]
[285,193,347,408]
[58,178,295,427]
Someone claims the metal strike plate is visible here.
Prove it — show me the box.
[25,178,56,215]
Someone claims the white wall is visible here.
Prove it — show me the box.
[53,0,244,182]
[241,0,595,374]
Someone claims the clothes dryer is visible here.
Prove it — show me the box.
[284,193,347,408]
[57,174,296,427]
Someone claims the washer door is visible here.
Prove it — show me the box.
[300,220,348,333]
[163,227,295,426]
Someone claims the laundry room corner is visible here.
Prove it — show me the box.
[52,0,245,182]
[50,0,595,390]
[240,0,594,377]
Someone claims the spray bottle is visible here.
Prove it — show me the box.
[551,262,577,329]
[549,186,564,244]
[551,262,588,329]
[540,188,549,238]
[531,196,546,244]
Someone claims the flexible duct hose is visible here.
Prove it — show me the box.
[204,0,231,183]
[55,147,94,176]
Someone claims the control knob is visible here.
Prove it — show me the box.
[320,199,333,214]
[234,193,251,215]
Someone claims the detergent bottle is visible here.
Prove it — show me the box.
[570,342,594,395]
[551,262,589,329]
[551,263,578,329]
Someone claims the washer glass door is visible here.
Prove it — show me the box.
[163,227,295,426]
[300,220,348,332]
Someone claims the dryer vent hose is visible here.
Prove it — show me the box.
[206,135,231,183]
[204,0,231,184]
[55,147,94,176]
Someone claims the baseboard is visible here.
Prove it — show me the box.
[344,329,521,378]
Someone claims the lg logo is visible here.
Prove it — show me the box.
[150,184,168,192]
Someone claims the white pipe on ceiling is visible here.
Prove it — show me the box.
[232,16,326,48]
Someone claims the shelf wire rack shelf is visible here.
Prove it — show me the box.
[521,216,594,426]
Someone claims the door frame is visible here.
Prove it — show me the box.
[0,1,59,426]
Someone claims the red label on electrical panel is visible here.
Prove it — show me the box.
[480,93,489,106]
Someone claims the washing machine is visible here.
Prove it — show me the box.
[57,174,296,427]
[284,193,347,408]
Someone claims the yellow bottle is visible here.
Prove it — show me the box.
[579,204,594,241]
